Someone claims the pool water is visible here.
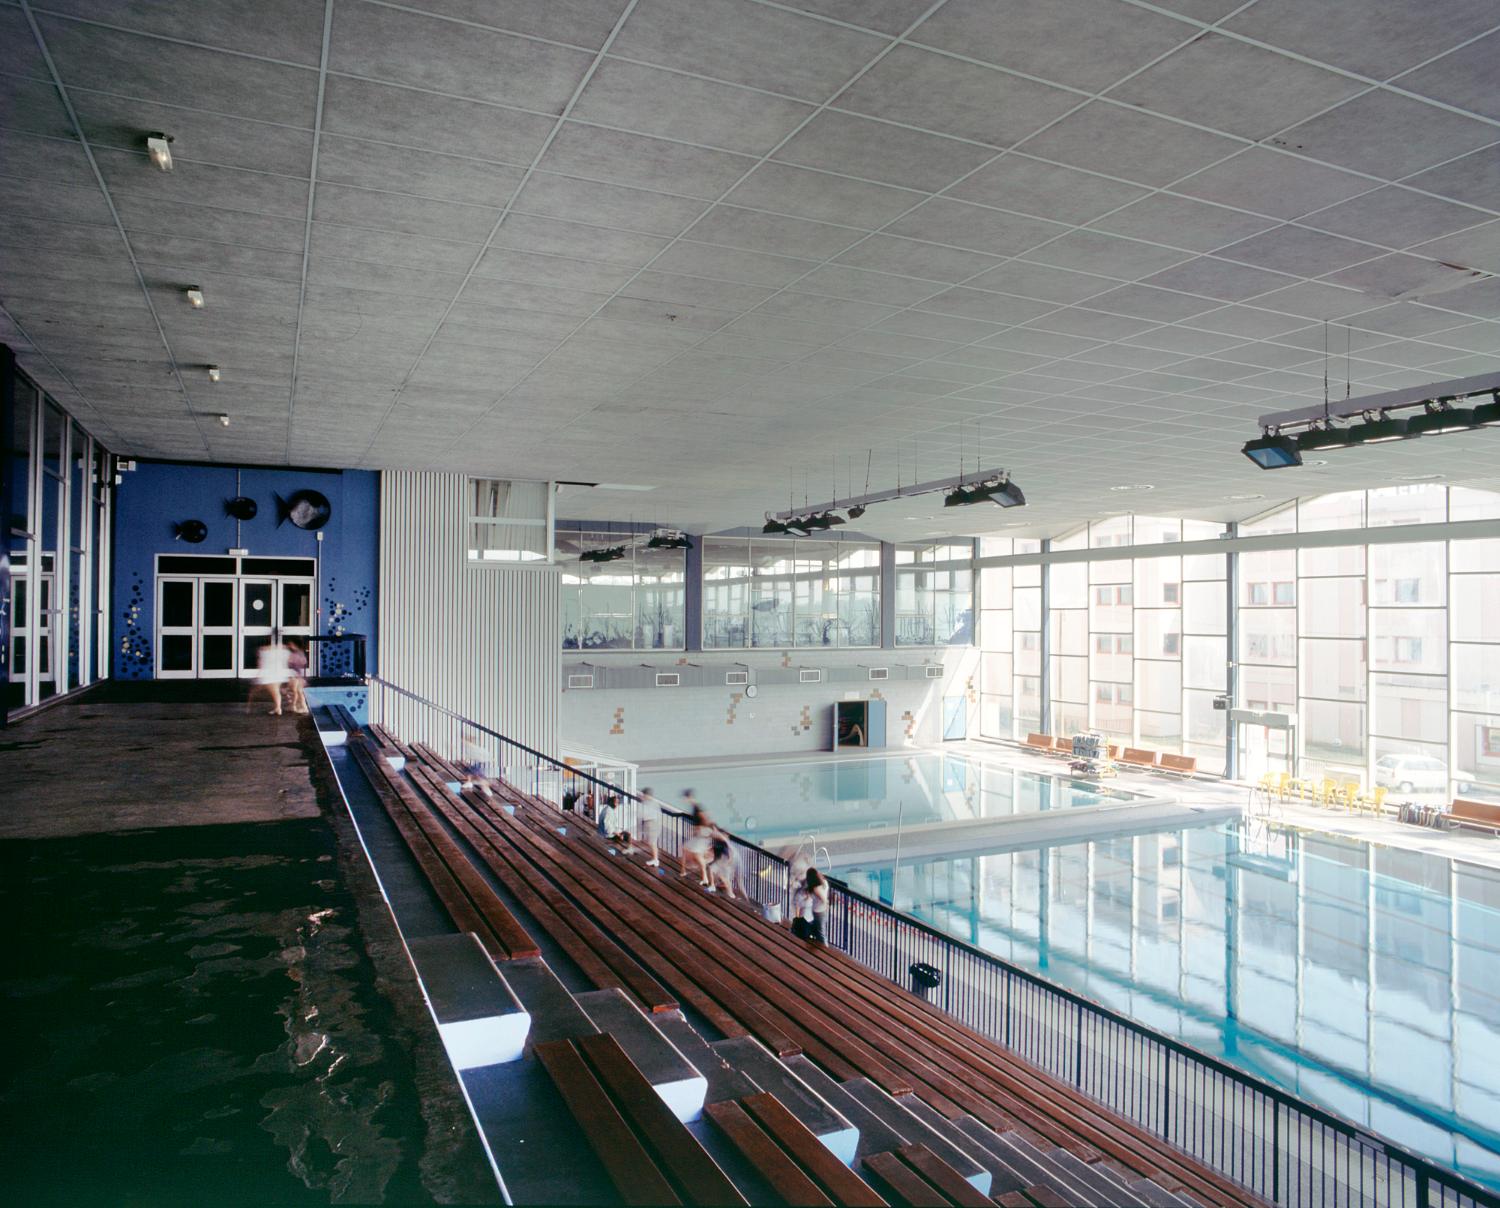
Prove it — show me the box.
[839,819,1500,1191]
[643,753,1140,846]
[0,818,461,1206]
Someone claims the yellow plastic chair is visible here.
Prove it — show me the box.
[1317,778,1338,807]
[1339,781,1360,812]
[1359,785,1388,817]
[1275,772,1293,801]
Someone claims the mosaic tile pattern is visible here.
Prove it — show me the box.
[726,691,743,726]
[609,706,625,736]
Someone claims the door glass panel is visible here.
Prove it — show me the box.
[244,634,272,670]
[202,634,234,671]
[12,635,25,675]
[161,634,193,672]
[202,581,234,627]
[243,582,272,625]
[161,580,195,627]
[281,581,312,628]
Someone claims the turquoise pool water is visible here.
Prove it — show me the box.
[839,820,1500,1191]
[643,753,1138,847]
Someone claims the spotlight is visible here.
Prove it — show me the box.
[146,132,174,171]
[185,286,205,309]
[783,517,813,537]
[1241,432,1301,469]
[1406,402,1476,437]
[1349,413,1409,444]
[1474,392,1500,427]
[823,511,846,527]
[580,545,627,563]
[762,518,789,535]
[946,479,1026,508]
[847,504,866,520]
[206,365,222,383]
[1296,425,1353,454]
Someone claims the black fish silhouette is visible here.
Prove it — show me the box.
[274,489,331,530]
[173,519,208,543]
[225,495,257,520]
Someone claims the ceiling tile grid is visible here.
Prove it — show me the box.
[1,0,1498,540]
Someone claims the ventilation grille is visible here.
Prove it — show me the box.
[566,674,595,689]
[868,668,889,681]
[799,669,823,683]
[655,672,680,687]
[924,665,944,679]
[725,670,749,686]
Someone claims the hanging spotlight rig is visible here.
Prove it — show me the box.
[763,465,1022,529]
[1241,373,1500,469]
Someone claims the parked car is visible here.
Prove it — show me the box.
[1374,753,1472,795]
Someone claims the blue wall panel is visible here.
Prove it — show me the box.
[112,463,378,679]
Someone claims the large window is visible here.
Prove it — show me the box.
[703,536,879,649]
[895,542,973,647]
[976,488,1500,801]
[557,529,686,650]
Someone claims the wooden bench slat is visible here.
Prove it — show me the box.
[861,1151,949,1207]
[1021,1185,1072,1208]
[534,1038,682,1207]
[898,1144,993,1208]
[741,1093,888,1208]
[704,1100,835,1208]
[577,1033,748,1208]
[994,1193,1031,1208]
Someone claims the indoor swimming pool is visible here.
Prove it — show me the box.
[642,752,1141,846]
[839,820,1500,1191]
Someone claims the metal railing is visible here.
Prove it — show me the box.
[362,675,1499,1208]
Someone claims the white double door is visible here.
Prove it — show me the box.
[156,575,313,679]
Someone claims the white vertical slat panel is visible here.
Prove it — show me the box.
[378,471,560,757]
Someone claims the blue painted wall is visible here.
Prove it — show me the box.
[112,463,378,679]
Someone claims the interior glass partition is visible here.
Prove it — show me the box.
[700,535,880,650]
[557,529,686,651]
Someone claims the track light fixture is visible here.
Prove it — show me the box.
[944,477,1026,509]
[764,462,1022,527]
[1243,376,1500,468]
[579,544,628,563]
[645,528,692,550]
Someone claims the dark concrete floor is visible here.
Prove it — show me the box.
[0,690,320,839]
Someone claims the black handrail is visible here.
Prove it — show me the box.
[360,673,1500,1208]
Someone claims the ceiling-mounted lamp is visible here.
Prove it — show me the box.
[783,517,813,537]
[580,544,628,563]
[185,286,205,309]
[645,529,692,550]
[145,132,174,171]
[1473,391,1500,427]
[945,477,1026,508]
[216,413,230,428]
[1349,412,1410,444]
[846,504,866,520]
[206,365,222,383]
[1296,425,1353,454]
[1241,431,1302,469]
[1405,399,1477,437]
[822,511,846,527]
[762,517,789,535]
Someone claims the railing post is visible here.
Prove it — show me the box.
[1074,1000,1084,1089]
[1271,1102,1280,1205]
[1161,1054,1171,1145]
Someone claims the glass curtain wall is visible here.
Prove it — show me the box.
[557,529,686,650]
[702,536,879,649]
[3,359,111,714]
[978,488,1500,801]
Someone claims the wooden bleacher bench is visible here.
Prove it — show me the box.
[1447,798,1500,834]
[536,1032,747,1207]
[367,722,414,760]
[366,719,1266,1208]
[862,1144,992,1207]
[1156,753,1198,777]
[706,1092,886,1207]
[345,736,540,961]
[1023,733,1053,754]
[410,742,469,785]
[1119,748,1160,769]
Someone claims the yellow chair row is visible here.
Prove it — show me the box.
[1255,773,1388,815]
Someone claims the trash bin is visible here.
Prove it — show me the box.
[909,961,942,998]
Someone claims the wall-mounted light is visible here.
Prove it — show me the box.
[217,413,230,427]
[185,286,205,309]
[207,365,222,383]
[146,132,174,171]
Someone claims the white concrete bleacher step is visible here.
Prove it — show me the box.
[710,1035,860,1166]
[835,1078,992,1196]
[651,1010,761,1104]
[954,1116,1094,1200]
[882,1092,1030,1196]
[312,704,352,746]
[406,932,530,1070]
[780,1058,909,1159]
[575,989,707,1123]
[498,956,600,1047]
[1048,1145,1156,1207]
